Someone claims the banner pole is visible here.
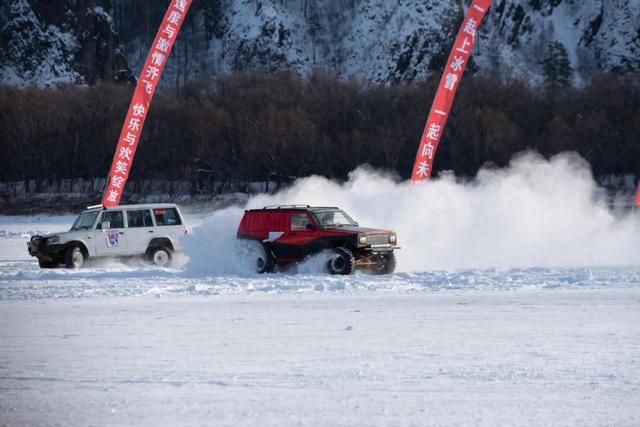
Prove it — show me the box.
[102,0,193,207]
[411,0,493,182]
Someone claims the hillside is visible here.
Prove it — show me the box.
[2,0,638,87]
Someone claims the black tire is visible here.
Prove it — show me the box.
[255,244,275,274]
[64,245,85,269]
[236,240,275,274]
[38,259,57,269]
[148,246,172,267]
[327,247,356,275]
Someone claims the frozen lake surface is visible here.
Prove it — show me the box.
[1,216,639,426]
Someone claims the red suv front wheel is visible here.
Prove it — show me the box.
[327,247,355,275]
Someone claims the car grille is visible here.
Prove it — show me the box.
[367,234,390,245]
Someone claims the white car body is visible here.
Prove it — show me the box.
[28,203,187,268]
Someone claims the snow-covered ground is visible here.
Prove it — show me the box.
[2,287,639,426]
[2,155,640,425]
[1,216,639,425]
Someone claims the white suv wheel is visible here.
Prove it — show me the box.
[151,248,171,267]
[65,246,85,269]
[72,250,84,268]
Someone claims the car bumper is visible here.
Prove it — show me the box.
[361,245,401,252]
[27,240,65,260]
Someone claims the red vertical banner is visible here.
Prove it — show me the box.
[635,186,640,206]
[102,0,193,207]
[411,0,492,182]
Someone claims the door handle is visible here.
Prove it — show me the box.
[119,232,125,235]
[148,230,154,233]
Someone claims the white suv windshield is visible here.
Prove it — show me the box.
[71,211,100,231]
[312,209,357,228]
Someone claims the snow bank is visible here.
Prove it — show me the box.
[185,152,640,274]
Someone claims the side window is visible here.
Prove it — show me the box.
[291,213,311,230]
[96,211,124,229]
[153,208,182,226]
[143,210,153,227]
[127,210,153,228]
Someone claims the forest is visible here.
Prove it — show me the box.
[1,70,639,194]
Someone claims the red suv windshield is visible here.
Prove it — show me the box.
[311,209,357,228]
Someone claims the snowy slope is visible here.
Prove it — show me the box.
[119,0,640,87]
[222,0,459,83]
[0,0,80,86]
[0,0,131,87]
[475,0,640,85]
[118,0,458,86]
[3,0,638,87]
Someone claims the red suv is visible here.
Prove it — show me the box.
[236,205,399,274]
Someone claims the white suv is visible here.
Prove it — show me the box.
[28,203,187,268]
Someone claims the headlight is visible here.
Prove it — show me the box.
[46,236,60,245]
[359,235,367,244]
[389,234,397,244]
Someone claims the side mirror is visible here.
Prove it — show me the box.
[101,221,110,230]
[306,223,317,231]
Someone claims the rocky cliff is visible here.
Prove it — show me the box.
[1,0,638,87]
[0,0,131,86]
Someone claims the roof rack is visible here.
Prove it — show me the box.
[86,204,104,210]
[261,204,311,209]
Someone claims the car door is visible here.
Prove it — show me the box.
[125,209,155,255]
[94,210,129,256]
[276,212,324,258]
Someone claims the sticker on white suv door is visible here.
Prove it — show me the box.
[106,231,120,248]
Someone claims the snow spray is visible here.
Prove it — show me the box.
[184,152,640,274]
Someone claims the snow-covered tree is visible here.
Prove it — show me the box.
[542,41,573,86]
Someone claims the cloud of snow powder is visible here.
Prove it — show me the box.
[184,152,640,274]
